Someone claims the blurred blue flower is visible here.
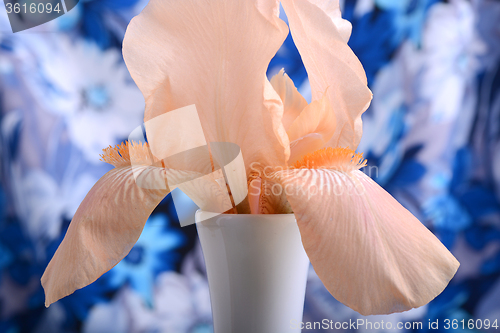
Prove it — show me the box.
[107,213,186,304]
[0,183,6,225]
[363,108,407,184]
[482,252,500,276]
[465,225,500,252]
[1,111,22,162]
[20,224,118,332]
[191,324,214,333]
[59,0,142,48]
[375,0,439,45]
[459,186,500,220]
[344,0,400,86]
[424,195,472,232]
[58,280,115,330]
[0,319,18,333]
[387,157,426,189]
[0,219,38,286]
[423,283,469,324]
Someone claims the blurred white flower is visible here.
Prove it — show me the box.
[358,42,418,155]
[354,0,374,17]
[420,0,486,123]
[16,34,144,163]
[82,287,147,333]
[475,0,500,68]
[14,169,96,243]
[360,0,486,194]
[84,247,213,333]
[305,266,427,333]
[477,277,500,323]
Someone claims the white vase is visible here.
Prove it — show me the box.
[196,211,310,333]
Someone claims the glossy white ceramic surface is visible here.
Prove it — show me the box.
[196,211,309,333]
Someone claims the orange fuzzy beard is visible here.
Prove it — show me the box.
[292,147,367,172]
[100,141,158,167]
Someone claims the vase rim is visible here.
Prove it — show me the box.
[197,209,294,216]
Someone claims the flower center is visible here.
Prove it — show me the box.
[82,85,110,110]
[292,147,367,172]
[124,246,144,265]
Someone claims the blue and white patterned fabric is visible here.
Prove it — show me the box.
[1,0,499,332]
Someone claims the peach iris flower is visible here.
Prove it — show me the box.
[41,0,459,316]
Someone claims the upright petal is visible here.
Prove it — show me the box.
[287,94,336,161]
[307,0,352,42]
[270,69,308,131]
[279,169,459,315]
[288,134,326,165]
[123,0,290,171]
[281,0,373,149]
[41,166,169,306]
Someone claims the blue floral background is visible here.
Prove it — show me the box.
[1,0,499,332]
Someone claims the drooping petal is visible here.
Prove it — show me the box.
[281,0,373,150]
[100,141,233,213]
[279,168,459,315]
[270,69,308,131]
[123,0,290,171]
[41,165,169,307]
